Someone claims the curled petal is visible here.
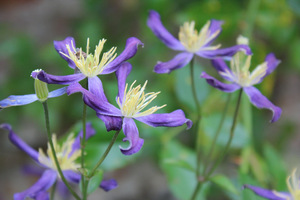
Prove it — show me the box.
[211,58,233,81]
[48,87,67,98]
[14,169,57,200]
[70,122,96,156]
[96,114,123,131]
[100,179,118,192]
[0,124,39,163]
[88,76,108,101]
[101,37,143,75]
[201,72,241,92]
[33,70,86,85]
[243,185,289,200]
[244,86,281,123]
[120,118,144,155]
[67,83,122,117]
[54,37,76,69]
[0,94,38,109]
[116,62,132,103]
[135,109,192,129]
[154,52,194,74]
[147,10,185,51]
[196,44,252,59]
[257,53,281,84]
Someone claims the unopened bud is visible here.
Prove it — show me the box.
[34,77,49,102]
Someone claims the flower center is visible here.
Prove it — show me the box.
[61,38,117,77]
[117,80,166,118]
[219,52,267,87]
[178,21,221,53]
[38,134,81,173]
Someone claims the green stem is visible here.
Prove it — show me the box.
[190,181,203,200]
[203,93,232,175]
[88,130,120,178]
[81,103,88,200]
[205,89,243,178]
[42,102,81,200]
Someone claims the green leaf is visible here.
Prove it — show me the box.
[210,174,238,195]
[87,169,104,195]
[163,158,196,172]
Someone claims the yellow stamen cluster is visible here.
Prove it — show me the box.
[38,134,81,173]
[117,80,166,118]
[178,21,221,53]
[61,38,117,77]
[219,52,268,87]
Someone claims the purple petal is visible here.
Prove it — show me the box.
[257,53,281,84]
[36,191,50,200]
[88,76,108,101]
[201,72,241,92]
[196,44,252,59]
[48,87,67,98]
[135,109,192,129]
[147,10,185,51]
[100,179,118,192]
[0,124,40,163]
[67,83,122,117]
[56,181,71,199]
[54,36,76,69]
[101,37,143,75]
[211,58,233,81]
[120,118,144,155]
[33,70,86,85]
[243,185,289,200]
[0,94,38,109]
[63,170,81,184]
[70,122,96,156]
[244,86,281,123]
[96,113,123,131]
[154,52,194,74]
[14,169,57,200]
[116,62,132,103]
[204,19,224,46]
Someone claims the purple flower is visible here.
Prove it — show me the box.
[147,10,252,74]
[31,37,143,100]
[244,169,299,200]
[67,62,192,155]
[200,48,281,123]
[0,123,117,200]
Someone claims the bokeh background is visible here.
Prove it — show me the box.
[1,0,300,199]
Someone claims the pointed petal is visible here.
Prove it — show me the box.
[196,44,252,59]
[96,113,123,131]
[154,52,193,74]
[256,53,281,84]
[0,124,40,163]
[147,10,185,51]
[32,70,86,85]
[116,62,132,103]
[136,109,192,129]
[14,169,57,200]
[243,185,289,200]
[70,122,96,156]
[48,87,67,98]
[204,19,224,46]
[244,87,281,123]
[120,118,144,155]
[101,37,143,75]
[54,37,77,69]
[67,83,122,117]
[88,76,108,101]
[0,94,38,109]
[201,72,241,92]
[211,58,234,81]
[100,179,118,192]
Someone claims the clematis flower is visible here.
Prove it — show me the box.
[67,62,192,155]
[32,36,143,100]
[244,168,300,200]
[147,10,252,74]
[0,70,66,109]
[200,48,281,123]
[0,123,117,200]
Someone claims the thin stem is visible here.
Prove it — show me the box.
[203,93,232,175]
[88,130,120,178]
[190,181,202,200]
[205,89,243,178]
[81,102,88,200]
[42,101,81,200]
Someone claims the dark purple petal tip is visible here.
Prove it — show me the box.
[100,179,118,192]
[243,184,288,200]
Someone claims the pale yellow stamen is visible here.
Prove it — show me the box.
[178,21,221,53]
[117,80,166,118]
[38,134,81,173]
[61,38,117,77]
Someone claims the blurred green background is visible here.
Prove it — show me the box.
[1,0,300,199]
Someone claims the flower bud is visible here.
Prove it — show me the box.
[33,70,49,102]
